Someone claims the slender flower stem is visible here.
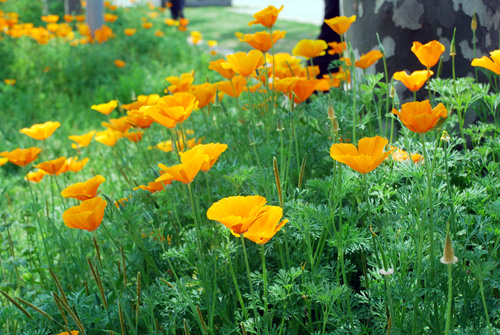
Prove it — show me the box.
[443,140,456,237]
[260,245,270,333]
[444,264,453,335]
[226,247,249,319]
[240,234,262,335]
[420,133,436,274]
[479,280,493,335]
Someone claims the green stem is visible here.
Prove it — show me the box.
[240,234,262,335]
[420,133,436,274]
[260,245,269,334]
[226,248,248,319]
[444,264,453,335]
[479,280,493,335]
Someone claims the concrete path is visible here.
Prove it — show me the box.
[231,0,324,25]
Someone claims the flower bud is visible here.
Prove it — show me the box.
[327,104,336,120]
[471,12,477,32]
[440,130,451,142]
[277,118,284,132]
[440,223,458,264]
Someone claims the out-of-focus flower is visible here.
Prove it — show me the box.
[240,30,286,53]
[0,147,42,167]
[471,49,500,75]
[248,5,283,28]
[25,169,47,183]
[355,50,383,69]
[209,59,236,80]
[216,76,247,98]
[4,79,16,86]
[91,100,118,115]
[36,157,67,175]
[124,28,137,36]
[114,59,126,68]
[292,39,328,59]
[95,129,123,146]
[324,15,356,35]
[20,121,60,140]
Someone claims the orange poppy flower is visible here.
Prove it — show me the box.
[188,143,228,172]
[292,39,328,59]
[355,50,383,69]
[114,59,126,68]
[133,180,170,193]
[330,135,392,174]
[221,50,265,78]
[242,205,288,244]
[156,92,199,123]
[36,156,67,175]
[142,105,177,129]
[188,31,203,45]
[75,15,85,22]
[122,94,160,111]
[124,28,137,36]
[273,77,299,94]
[25,169,47,183]
[189,83,217,109]
[296,65,320,79]
[240,30,286,53]
[94,25,114,43]
[209,59,236,80]
[179,18,189,26]
[58,157,89,174]
[115,197,130,208]
[91,100,118,115]
[324,15,356,35]
[56,331,79,335]
[390,147,423,164]
[41,15,59,23]
[124,130,144,142]
[104,13,118,23]
[164,18,178,26]
[63,197,107,231]
[269,53,302,78]
[95,129,123,146]
[0,157,8,167]
[327,41,346,55]
[206,195,267,235]
[151,137,201,153]
[61,175,105,201]
[216,76,247,98]
[392,100,448,133]
[69,130,96,149]
[142,22,153,29]
[127,107,155,128]
[411,40,445,68]
[291,78,320,103]
[63,14,74,23]
[393,70,433,91]
[244,82,262,93]
[102,116,132,133]
[471,49,500,75]
[20,121,61,140]
[0,147,42,167]
[155,30,164,37]
[248,5,283,28]
[156,147,209,184]
[4,79,16,86]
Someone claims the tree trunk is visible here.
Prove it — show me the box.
[340,0,500,80]
[87,0,104,33]
[65,0,82,15]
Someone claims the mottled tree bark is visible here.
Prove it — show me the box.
[87,0,104,33]
[340,0,500,80]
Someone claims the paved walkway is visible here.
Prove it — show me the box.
[231,0,324,25]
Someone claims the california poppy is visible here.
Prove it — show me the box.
[56,331,79,335]
[269,53,302,79]
[4,79,16,86]
[124,130,144,142]
[188,31,203,45]
[471,49,500,75]
[36,156,67,175]
[41,15,59,23]
[0,157,8,167]
[63,14,74,23]
[327,41,346,55]
[0,147,42,167]
[273,77,299,94]
[392,100,448,133]
[292,39,328,59]
[20,121,61,140]
[114,59,126,68]
[221,50,265,78]
[122,94,160,111]
[216,76,247,98]
[104,13,118,23]
[102,116,132,133]
[142,22,153,29]
[209,59,236,80]
[124,28,137,36]
[95,129,123,146]
[391,147,423,164]
[115,196,130,208]
[133,180,170,193]
[248,5,283,28]
[242,205,288,244]
[324,15,356,35]
[151,137,201,153]
[165,72,195,94]
[91,100,118,115]
[355,50,383,69]
[207,195,267,235]
[94,25,114,43]
[155,30,164,37]
[61,175,105,201]
[164,18,178,26]
[291,78,320,103]
[240,30,286,53]
[69,130,96,149]
[143,105,177,129]
[127,107,155,128]
[188,143,228,171]
[330,135,392,174]
[393,70,433,91]
[57,157,89,174]
[411,40,445,68]
[63,197,107,231]
[156,147,209,184]
[189,83,217,108]
[156,92,199,123]
[25,169,47,183]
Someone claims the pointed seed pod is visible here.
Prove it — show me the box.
[441,223,458,264]
[471,12,477,32]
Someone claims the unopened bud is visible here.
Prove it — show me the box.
[327,105,335,120]
[333,118,340,132]
[450,28,456,57]
[471,12,477,32]
[277,118,284,132]
[376,33,385,55]
[389,85,396,98]
[440,223,458,265]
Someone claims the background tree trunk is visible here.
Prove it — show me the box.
[65,0,82,15]
[87,0,104,33]
[340,0,500,81]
